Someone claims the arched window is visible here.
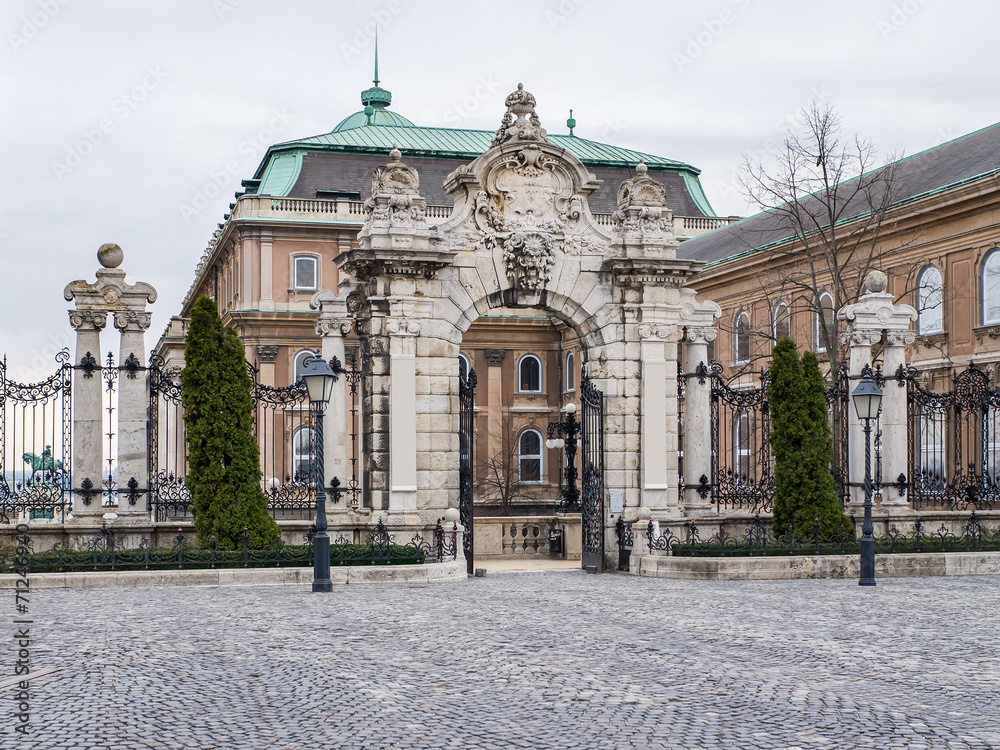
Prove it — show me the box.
[772,302,791,342]
[983,249,1000,325]
[734,312,750,365]
[518,354,542,393]
[291,427,315,483]
[917,266,944,334]
[564,352,575,392]
[815,292,835,352]
[518,429,543,483]
[293,350,319,384]
[293,255,318,291]
[734,412,751,483]
[458,353,471,383]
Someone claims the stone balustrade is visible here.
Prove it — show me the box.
[472,515,582,559]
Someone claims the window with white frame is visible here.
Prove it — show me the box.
[734,312,750,365]
[918,413,946,489]
[917,266,944,334]
[518,354,542,392]
[291,427,315,483]
[458,353,471,383]
[734,411,752,483]
[518,429,543,483]
[293,350,319,384]
[983,249,1000,325]
[772,302,791,342]
[815,292,835,352]
[564,352,575,392]
[293,255,318,291]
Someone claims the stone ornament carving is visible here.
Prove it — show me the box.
[839,330,883,347]
[491,83,548,147]
[484,349,506,366]
[837,270,917,340]
[113,310,152,332]
[684,326,718,344]
[65,244,157,316]
[68,310,108,331]
[363,145,429,230]
[315,318,353,337]
[256,344,279,363]
[638,324,674,340]
[611,160,675,241]
[503,231,555,290]
[884,330,916,347]
[384,317,421,336]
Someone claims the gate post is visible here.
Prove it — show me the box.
[838,271,917,515]
[682,324,718,514]
[311,290,353,517]
[64,244,156,520]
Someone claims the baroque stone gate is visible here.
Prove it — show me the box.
[314,85,720,570]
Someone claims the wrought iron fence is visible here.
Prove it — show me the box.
[907,363,1000,511]
[645,512,1000,557]
[615,515,633,571]
[2,519,458,574]
[0,351,73,524]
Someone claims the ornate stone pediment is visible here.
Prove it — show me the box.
[610,160,677,254]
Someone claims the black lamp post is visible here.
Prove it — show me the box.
[547,403,581,512]
[301,356,338,593]
[851,369,883,587]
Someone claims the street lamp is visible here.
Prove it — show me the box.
[301,355,339,593]
[851,369,883,587]
[547,403,580,512]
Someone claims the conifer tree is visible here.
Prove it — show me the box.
[182,296,279,548]
[767,338,850,537]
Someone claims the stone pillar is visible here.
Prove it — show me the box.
[683,326,717,514]
[259,236,274,311]
[64,243,157,521]
[838,271,917,515]
[114,310,153,518]
[386,316,420,516]
[311,291,353,500]
[67,310,107,515]
[484,349,506,462]
[637,323,674,515]
[881,330,916,513]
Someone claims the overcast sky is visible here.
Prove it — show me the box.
[1,0,996,379]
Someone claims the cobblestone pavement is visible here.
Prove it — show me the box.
[6,572,1000,749]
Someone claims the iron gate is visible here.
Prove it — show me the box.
[459,367,476,575]
[580,375,605,572]
[710,366,773,512]
[0,351,73,524]
[907,363,1000,510]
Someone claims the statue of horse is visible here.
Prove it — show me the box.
[22,446,63,475]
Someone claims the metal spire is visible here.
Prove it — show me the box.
[373,28,379,87]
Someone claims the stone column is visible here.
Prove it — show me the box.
[114,310,153,518]
[255,345,278,486]
[637,323,674,515]
[311,291,353,498]
[683,326,717,514]
[68,310,107,515]
[386,316,420,517]
[838,271,918,514]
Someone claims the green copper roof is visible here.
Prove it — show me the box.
[333,108,415,131]
[257,150,304,196]
[268,124,696,172]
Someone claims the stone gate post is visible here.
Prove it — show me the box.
[310,291,353,504]
[681,323,718,514]
[838,271,916,516]
[66,310,106,514]
[114,309,154,519]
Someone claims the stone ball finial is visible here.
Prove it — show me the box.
[98,243,124,269]
[864,270,888,294]
[636,159,648,176]
[389,143,401,163]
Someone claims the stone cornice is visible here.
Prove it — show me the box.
[602,257,703,288]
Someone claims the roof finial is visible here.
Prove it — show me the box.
[373,28,380,87]
[567,108,576,136]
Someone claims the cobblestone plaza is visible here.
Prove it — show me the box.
[9,572,1000,749]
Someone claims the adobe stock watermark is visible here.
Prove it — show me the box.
[674,0,753,72]
[340,1,404,63]
[712,85,833,204]
[51,66,169,182]
[12,524,32,737]
[878,0,930,40]
[442,76,501,126]
[213,0,245,21]
[545,0,587,29]
[177,108,294,223]
[8,0,73,54]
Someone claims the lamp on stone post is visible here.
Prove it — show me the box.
[547,403,580,512]
[302,356,339,593]
[851,368,883,587]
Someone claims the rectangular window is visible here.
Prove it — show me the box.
[294,256,318,290]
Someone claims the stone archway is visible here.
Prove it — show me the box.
[330,84,720,570]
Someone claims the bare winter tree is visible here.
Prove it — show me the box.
[736,101,909,374]
[475,416,542,515]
